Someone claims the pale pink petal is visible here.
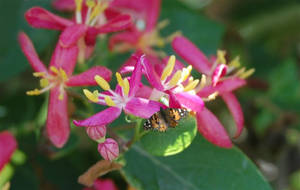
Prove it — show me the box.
[141,55,164,91]
[67,66,112,86]
[59,25,87,48]
[49,44,78,75]
[212,64,227,86]
[196,108,232,148]
[86,126,106,141]
[98,138,119,161]
[46,87,69,148]
[172,36,211,75]
[0,131,17,171]
[119,55,137,74]
[124,97,164,118]
[174,92,204,112]
[128,55,143,96]
[97,14,132,34]
[25,7,72,30]
[73,107,122,127]
[197,77,246,98]
[18,32,47,73]
[135,84,153,99]
[52,0,75,11]
[221,92,244,138]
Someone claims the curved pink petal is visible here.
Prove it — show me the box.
[73,107,122,127]
[25,7,72,30]
[46,87,69,148]
[221,92,244,138]
[0,131,17,171]
[174,92,204,113]
[141,55,164,91]
[18,32,47,73]
[197,77,246,98]
[135,84,153,99]
[67,66,112,86]
[212,64,227,86]
[172,36,211,75]
[128,55,143,97]
[119,55,137,74]
[97,14,132,34]
[196,108,232,148]
[52,0,75,11]
[124,97,164,118]
[49,44,78,75]
[108,31,139,51]
[59,24,87,48]
[168,92,182,108]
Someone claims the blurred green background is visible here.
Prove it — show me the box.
[0,0,300,189]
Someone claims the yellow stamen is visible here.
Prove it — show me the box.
[123,78,130,96]
[86,0,95,8]
[33,72,46,77]
[184,79,199,92]
[26,89,41,96]
[161,55,176,81]
[93,90,99,97]
[240,68,255,79]
[50,66,59,74]
[200,74,207,89]
[95,75,110,90]
[169,70,182,87]
[75,0,83,12]
[40,78,49,88]
[228,56,240,68]
[59,68,68,82]
[83,89,99,103]
[234,67,246,77]
[157,20,169,30]
[181,65,193,82]
[208,92,219,100]
[216,50,226,65]
[116,72,124,88]
[89,2,108,23]
[104,96,116,106]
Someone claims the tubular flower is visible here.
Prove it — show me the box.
[0,131,17,172]
[141,55,204,113]
[172,36,253,148]
[18,31,112,148]
[25,0,131,62]
[83,178,118,190]
[73,55,164,128]
[109,0,178,57]
[98,138,119,161]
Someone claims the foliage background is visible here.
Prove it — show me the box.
[0,0,300,189]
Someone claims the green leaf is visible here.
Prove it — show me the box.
[122,136,272,190]
[140,115,197,156]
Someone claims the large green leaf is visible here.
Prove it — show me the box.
[122,136,272,190]
[140,115,197,156]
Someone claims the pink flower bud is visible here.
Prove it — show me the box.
[86,126,106,141]
[212,64,227,86]
[98,138,119,161]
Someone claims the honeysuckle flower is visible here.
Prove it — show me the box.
[25,0,131,62]
[141,55,204,113]
[0,131,17,172]
[83,178,118,190]
[73,55,163,128]
[108,0,178,57]
[86,125,106,142]
[18,31,112,148]
[98,138,119,161]
[172,36,254,148]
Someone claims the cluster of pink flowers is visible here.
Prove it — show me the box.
[18,0,253,162]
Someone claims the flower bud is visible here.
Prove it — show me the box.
[98,138,119,161]
[86,126,106,142]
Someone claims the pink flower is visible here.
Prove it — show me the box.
[25,0,131,62]
[73,55,163,128]
[86,126,106,142]
[83,178,118,190]
[98,138,119,161]
[0,131,17,171]
[172,36,254,148]
[108,0,176,56]
[18,31,112,148]
[141,55,204,113]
